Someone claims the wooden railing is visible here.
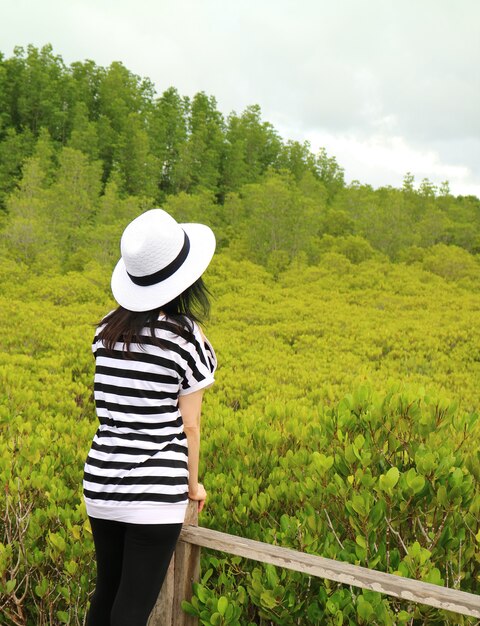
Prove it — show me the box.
[148,501,480,625]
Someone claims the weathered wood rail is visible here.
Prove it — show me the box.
[148,501,480,625]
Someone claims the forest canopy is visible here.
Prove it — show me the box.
[0,43,479,278]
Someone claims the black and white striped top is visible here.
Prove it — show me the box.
[83,316,216,524]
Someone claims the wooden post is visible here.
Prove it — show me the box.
[148,501,200,626]
[148,553,175,626]
[172,501,201,625]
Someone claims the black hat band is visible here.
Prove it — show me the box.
[127,231,191,287]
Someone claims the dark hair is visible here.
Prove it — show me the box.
[97,277,211,355]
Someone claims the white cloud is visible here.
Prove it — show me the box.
[299,129,480,197]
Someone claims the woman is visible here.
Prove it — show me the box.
[83,208,217,626]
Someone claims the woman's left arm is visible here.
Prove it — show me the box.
[179,389,207,512]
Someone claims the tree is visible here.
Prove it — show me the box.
[173,92,225,193]
[372,187,416,258]
[402,172,428,223]
[332,185,415,258]
[220,105,282,196]
[439,180,450,197]
[0,52,10,133]
[416,207,453,248]
[318,208,355,237]
[6,157,47,219]
[148,87,188,197]
[220,123,249,195]
[2,147,58,270]
[96,61,155,187]
[45,147,102,257]
[321,234,377,264]
[118,112,158,198]
[276,140,316,182]
[402,172,415,193]
[0,128,35,209]
[238,171,319,265]
[4,44,71,142]
[32,127,56,182]
[419,177,437,198]
[97,61,154,134]
[163,189,218,226]
[68,101,99,161]
[436,191,480,252]
[239,106,282,176]
[314,148,345,201]
[95,169,152,227]
[96,114,116,183]
[297,171,328,217]
[69,59,104,119]
[422,243,479,282]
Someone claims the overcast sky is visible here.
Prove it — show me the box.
[2,0,479,196]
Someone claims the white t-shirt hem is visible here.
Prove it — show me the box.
[85,498,188,524]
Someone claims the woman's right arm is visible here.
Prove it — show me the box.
[179,389,207,513]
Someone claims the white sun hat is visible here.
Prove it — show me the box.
[111,208,216,312]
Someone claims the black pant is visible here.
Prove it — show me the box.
[87,516,182,626]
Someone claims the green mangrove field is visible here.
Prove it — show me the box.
[1,256,479,625]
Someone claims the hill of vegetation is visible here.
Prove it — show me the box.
[0,44,479,276]
[0,44,478,625]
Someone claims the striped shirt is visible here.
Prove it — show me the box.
[83,316,216,524]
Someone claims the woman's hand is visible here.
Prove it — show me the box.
[188,483,207,513]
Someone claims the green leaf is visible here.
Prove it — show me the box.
[397,610,412,622]
[405,468,425,494]
[425,567,443,585]
[326,599,337,614]
[48,532,66,552]
[357,598,374,621]
[265,564,278,588]
[408,541,421,558]
[280,514,290,532]
[384,467,400,489]
[450,467,463,486]
[217,596,228,616]
[195,584,209,604]
[437,484,448,506]
[209,612,223,626]
[260,590,278,609]
[410,475,425,494]
[201,567,214,584]
[35,577,48,598]
[351,494,367,516]
[307,602,321,621]
[237,585,247,604]
[181,600,198,616]
[354,434,365,450]
[369,500,384,526]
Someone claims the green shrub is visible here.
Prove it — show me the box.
[0,255,479,624]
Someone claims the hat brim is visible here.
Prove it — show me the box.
[111,223,216,312]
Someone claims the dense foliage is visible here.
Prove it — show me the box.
[0,44,479,625]
[0,258,479,625]
[0,44,479,275]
